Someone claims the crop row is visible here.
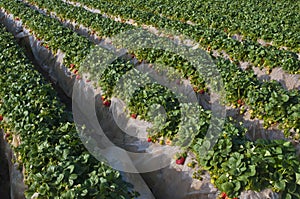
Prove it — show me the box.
[193,119,300,199]
[105,0,300,52]
[68,0,300,74]
[20,0,300,137]
[0,0,92,68]
[0,24,137,198]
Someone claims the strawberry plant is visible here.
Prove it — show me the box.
[7,0,298,135]
[107,0,300,52]
[0,0,92,69]
[193,120,300,198]
[0,24,137,198]
[71,0,300,73]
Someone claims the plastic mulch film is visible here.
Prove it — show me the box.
[0,130,26,199]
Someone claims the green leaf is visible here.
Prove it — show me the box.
[221,182,234,193]
[296,173,300,185]
[274,180,286,191]
[282,94,289,102]
[56,174,64,184]
[69,174,78,180]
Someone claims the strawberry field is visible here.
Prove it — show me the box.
[0,0,299,198]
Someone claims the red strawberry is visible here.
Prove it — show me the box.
[147,137,152,142]
[15,17,20,21]
[86,79,91,83]
[176,157,185,165]
[193,87,198,92]
[70,63,75,69]
[199,89,205,94]
[131,113,137,119]
[45,45,49,49]
[4,133,10,140]
[0,115,3,121]
[73,69,78,75]
[76,75,81,80]
[103,100,111,107]
[237,99,243,105]
[221,192,227,199]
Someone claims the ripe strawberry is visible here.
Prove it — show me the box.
[199,89,205,94]
[76,75,81,80]
[0,115,3,121]
[15,17,20,21]
[176,157,185,165]
[103,100,111,107]
[86,79,91,83]
[237,99,243,105]
[147,137,152,143]
[4,133,10,140]
[131,113,137,119]
[73,69,78,75]
[221,192,227,199]
[70,63,75,69]
[45,45,49,49]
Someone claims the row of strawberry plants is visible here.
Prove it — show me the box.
[0,1,300,197]
[68,0,300,74]
[0,0,92,69]
[134,48,300,137]
[105,0,300,52]
[193,120,300,199]
[0,0,187,142]
[0,24,137,198]
[82,47,300,198]
[22,0,207,91]
[23,0,133,38]
[20,0,300,137]
[15,0,300,195]
[95,52,300,198]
